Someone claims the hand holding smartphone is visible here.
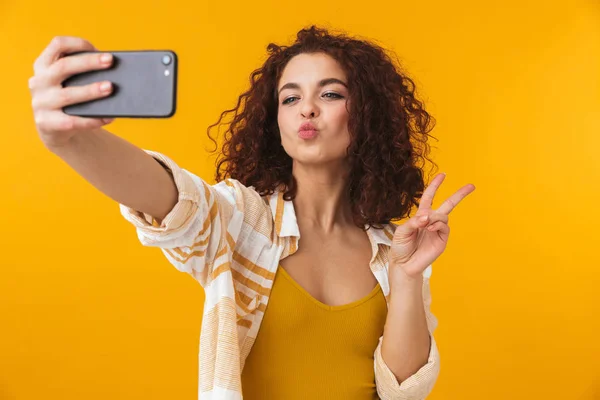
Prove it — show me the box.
[29,37,179,149]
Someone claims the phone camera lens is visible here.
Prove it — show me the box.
[162,55,172,65]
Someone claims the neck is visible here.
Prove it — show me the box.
[291,159,354,234]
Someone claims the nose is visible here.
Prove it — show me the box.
[300,98,319,119]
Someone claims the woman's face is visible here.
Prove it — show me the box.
[277,52,351,166]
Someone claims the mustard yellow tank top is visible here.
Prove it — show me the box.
[241,265,388,399]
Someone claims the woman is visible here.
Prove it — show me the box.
[29,25,475,400]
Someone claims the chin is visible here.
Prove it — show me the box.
[291,150,346,166]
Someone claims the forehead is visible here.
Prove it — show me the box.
[278,52,347,87]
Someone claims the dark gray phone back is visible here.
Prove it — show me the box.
[62,50,177,118]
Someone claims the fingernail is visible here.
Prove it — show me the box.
[100,81,112,92]
[100,53,112,63]
[419,215,428,222]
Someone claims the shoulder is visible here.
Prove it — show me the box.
[212,179,289,240]
[367,222,397,246]
[211,178,267,212]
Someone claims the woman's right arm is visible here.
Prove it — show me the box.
[30,36,265,288]
[48,127,179,225]
[30,35,178,223]
[47,122,244,287]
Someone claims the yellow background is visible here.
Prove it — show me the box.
[1,0,599,399]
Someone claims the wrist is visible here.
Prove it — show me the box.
[389,264,424,292]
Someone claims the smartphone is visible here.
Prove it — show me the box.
[62,50,178,118]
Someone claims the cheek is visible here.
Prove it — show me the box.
[277,109,294,152]
[277,108,292,135]
[329,103,349,129]
[328,107,350,146]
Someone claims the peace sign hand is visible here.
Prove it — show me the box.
[389,173,476,281]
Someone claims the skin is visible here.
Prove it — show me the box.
[276,52,378,307]
[29,36,115,147]
[275,51,477,383]
[30,37,476,384]
[277,52,354,231]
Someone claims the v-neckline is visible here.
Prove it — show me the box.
[277,266,382,311]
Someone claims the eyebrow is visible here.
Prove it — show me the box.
[277,78,348,96]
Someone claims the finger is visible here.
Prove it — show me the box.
[48,52,113,86]
[399,212,447,236]
[32,81,113,110]
[28,75,39,93]
[419,173,446,210]
[34,36,96,73]
[427,221,449,233]
[426,221,450,242]
[35,110,111,132]
[397,213,432,237]
[437,183,476,215]
[28,73,53,93]
[425,213,448,226]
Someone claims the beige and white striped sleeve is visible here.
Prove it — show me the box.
[118,149,247,286]
[374,276,441,399]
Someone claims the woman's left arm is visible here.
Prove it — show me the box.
[383,271,432,378]
[374,270,440,400]
[374,172,476,399]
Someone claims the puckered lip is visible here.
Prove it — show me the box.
[299,122,318,132]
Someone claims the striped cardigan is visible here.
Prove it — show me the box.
[119,149,440,399]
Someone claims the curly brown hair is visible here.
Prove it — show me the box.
[207,25,439,230]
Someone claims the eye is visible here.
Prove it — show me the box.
[281,92,344,106]
[282,96,298,105]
